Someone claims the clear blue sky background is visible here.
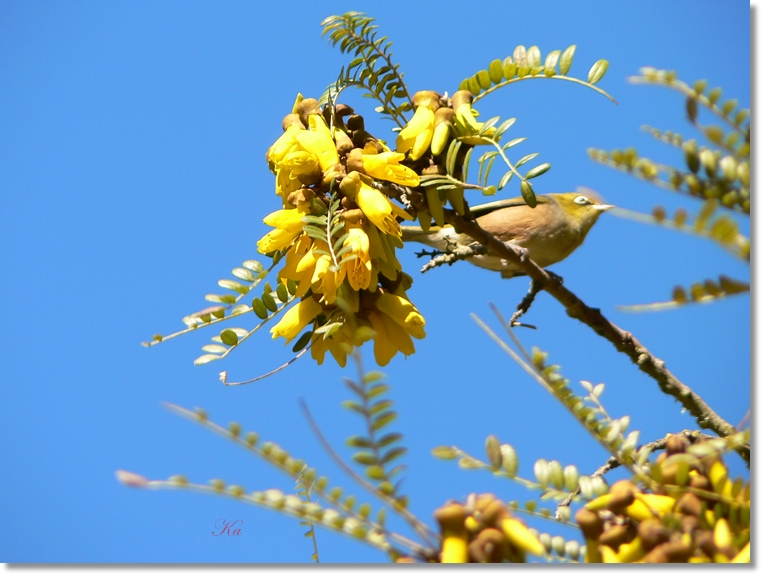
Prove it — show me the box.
[1,0,750,564]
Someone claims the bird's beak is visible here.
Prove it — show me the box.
[593,204,614,212]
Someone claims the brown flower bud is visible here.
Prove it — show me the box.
[333,103,354,118]
[680,515,700,535]
[638,518,670,550]
[689,473,711,493]
[282,113,304,130]
[675,492,702,517]
[345,148,365,175]
[575,508,604,540]
[346,114,365,131]
[665,434,690,454]
[609,480,638,511]
[296,98,321,124]
[451,90,475,110]
[480,499,508,527]
[599,524,631,551]
[660,540,693,562]
[434,503,468,534]
[695,530,718,558]
[468,528,507,563]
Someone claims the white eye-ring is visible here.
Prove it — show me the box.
[574,195,593,205]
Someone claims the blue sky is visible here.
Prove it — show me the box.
[1,0,750,564]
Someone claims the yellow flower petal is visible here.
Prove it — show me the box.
[267,125,302,164]
[500,518,545,557]
[375,293,426,339]
[441,535,468,563]
[362,151,420,187]
[270,298,323,343]
[257,227,302,254]
[342,227,372,290]
[295,130,339,171]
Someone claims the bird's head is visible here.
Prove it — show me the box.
[552,192,614,232]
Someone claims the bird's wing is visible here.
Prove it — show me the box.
[468,195,555,218]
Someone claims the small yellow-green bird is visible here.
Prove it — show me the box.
[401,192,613,278]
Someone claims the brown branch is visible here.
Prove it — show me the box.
[436,207,749,463]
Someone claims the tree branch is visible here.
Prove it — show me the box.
[434,206,748,463]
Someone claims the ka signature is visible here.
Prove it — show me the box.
[212,518,243,536]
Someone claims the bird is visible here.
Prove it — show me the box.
[401,192,613,278]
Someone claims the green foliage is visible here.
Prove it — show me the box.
[343,366,407,501]
[459,44,616,104]
[320,13,413,127]
[588,68,749,312]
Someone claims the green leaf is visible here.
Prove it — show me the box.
[476,69,491,90]
[220,329,239,346]
[587,59,609,85]
[202,344,228,354]
[431,446,458,459]
[205,294,237,304]
[524,162,552,180]
[242,260,265,275]
[503,137,526,149]
[291,330,312,352]
[231,267,257,283]
[544,50,561,73]
[346,436,372,448]
[372,411,397,431]
[520,180,536,207]
[377,432,402,448]
[218,279,248,294]
[494,117,516,140]
[194,353,221,365]
[352,452,377,466]
[488,59,504,84]
[365,466,385,481]
[252,297,268,319]
[515,152,540,168]
[526,45,541,68]
[261,291,278,313]
[559,44,576,75]
[380,447,406,464]
[276,283,290,303]
[497,171,514,190]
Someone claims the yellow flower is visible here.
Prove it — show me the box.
[277,234,315,298]
[311,254,345,304]
[267,125,302,165]
[365,221,401,282]
[275,168,302,202]
[310,320,374,367]
[295,130,339,171]
[452,89,496,145]
[374,292,426,339]
[368,309,415,366]
[501,518,546,557]
[396,90,440,161]
[339,172,412,237]
[281,150,320,177]
[257,206,308,253]
[359,150,420,187]
[341,226,373,290]
[270,297,323,343]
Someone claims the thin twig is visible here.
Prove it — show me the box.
[221,346,311,386]
[298,399,440,553]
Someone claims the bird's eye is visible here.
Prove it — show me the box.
[574,195,593,205]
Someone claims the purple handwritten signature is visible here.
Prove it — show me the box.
[212,518,243,536]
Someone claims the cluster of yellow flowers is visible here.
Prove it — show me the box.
[257,89,495,366]
[258,96,426,366]
[576,435,750,563]
[429,493,545,563]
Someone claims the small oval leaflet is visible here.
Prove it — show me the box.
[220,329,239,347]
